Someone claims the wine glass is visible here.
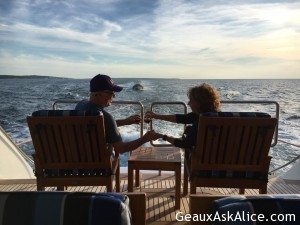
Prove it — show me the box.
[144,117,151,131]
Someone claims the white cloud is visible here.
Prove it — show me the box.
[0,0,299,78]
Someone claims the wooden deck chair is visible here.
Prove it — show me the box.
[188,112,277,195]
[27,110,120,192]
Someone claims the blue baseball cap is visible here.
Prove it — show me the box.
[90,74,123,92]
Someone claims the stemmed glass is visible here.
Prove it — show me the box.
[144,116,152,131]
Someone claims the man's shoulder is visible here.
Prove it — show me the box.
[75,100,98,111]
[75,100,87,109]
[101,109,114,119]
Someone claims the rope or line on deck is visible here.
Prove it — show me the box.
[15,139,34,166]
[268,139,300,174]
[16,139,32,146]
[278,139,300,148]
[269,154,300,174]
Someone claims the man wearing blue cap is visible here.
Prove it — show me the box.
[75,74,159,154]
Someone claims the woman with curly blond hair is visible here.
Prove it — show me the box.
[145,83,221,148]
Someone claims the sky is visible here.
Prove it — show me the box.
[0,0,299,79]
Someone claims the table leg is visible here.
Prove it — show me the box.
[183,162,188,196]
[175,165,181,209]
[183,150,191,196]
[128,165,134,192]
[135,169,140,187]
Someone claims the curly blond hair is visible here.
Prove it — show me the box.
[187,83,221,113]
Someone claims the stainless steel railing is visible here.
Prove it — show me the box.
[147,100,279,147]
[52,100,144,138]
[149,101,187,147]
[221,100,279,147]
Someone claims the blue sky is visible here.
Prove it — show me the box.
[0,0,299,79]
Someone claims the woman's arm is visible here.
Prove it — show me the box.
[145,111,177,123]
[145,111,198,124]
[154,133,176,145]
[162,135,192,148]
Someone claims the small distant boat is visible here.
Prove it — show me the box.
[132,83,144,91]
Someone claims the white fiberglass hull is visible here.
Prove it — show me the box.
[0,127,34,179]
[281,159,300,185]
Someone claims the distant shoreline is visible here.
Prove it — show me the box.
[0,75,63,79]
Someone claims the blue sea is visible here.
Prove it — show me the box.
[0,77,299,172]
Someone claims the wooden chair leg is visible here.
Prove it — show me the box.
[190,182,196,194]
[135,169,140,187]
[107,177,113,192]
[183,148,190,196]
[259,186,267,194]
[239,188,245,194]
[116,164,120,192]
[183,171,188,196]
[128,166,134,192]
[57,186,64,191]
[37,184,45,191]
[175,166,181,209]
[183,160,189,196]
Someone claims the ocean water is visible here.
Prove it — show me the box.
[0,77,299,172]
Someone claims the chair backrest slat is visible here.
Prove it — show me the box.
[82,121,95,163]
[224,123,237,164]
[237,125,251,164]
[251,126,264,164]
[66,123,80,162]
[46,124,60,163]
[39,124,53,163]
[52,123,67,163]
[59,122,74,163]
[243,125,255,164]
[89,124,100,162]
[74,123,86,162]
[193,117,277,171]
[209,125,221,164]
[27,116,110,169]
[230,125,244,164]
[217,125,228,163]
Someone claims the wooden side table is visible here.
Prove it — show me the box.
[128,146,182,209]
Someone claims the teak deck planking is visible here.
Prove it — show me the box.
[0,173,299,224]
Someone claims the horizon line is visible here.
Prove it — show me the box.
[0,75,299,80]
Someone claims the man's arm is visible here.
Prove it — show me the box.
[116,115,141,127]
[111,131,160,154]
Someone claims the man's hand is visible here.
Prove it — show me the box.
[125,114,141,125]
[116,114,141,127]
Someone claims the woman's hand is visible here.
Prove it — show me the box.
[142,130,163,142]
[144,111,157,121]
